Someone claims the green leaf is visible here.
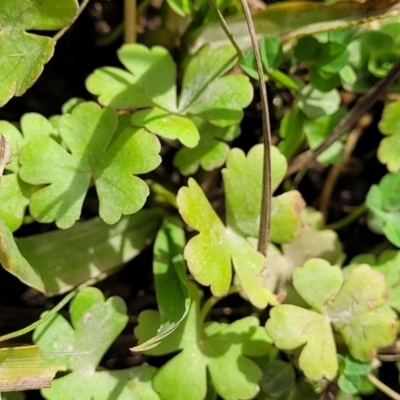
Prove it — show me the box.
[0,0,78,106]
[0,345,65,392]
[135,282,271,400]
[257,208,345,295]
[131,107,199,147]
[165,0,194,16]
[19,102,161,228]
[260,36,283,71]
[86,44,176,109]
[178,145,301,307]
[0,218,46,293]
[294,36,320,62]
[86,44,253,129]
[338,374,361,395]
[0,114,57,231]
[34,287,160,400]
[132,217,190,351]
[378,99,400,171]
[278,105,306,158]
[304,107,347,165]
[266,259,397,379]
[178,45,253,126]
[16,209,161,295]
[177,178,276,308]
[260,360,295,396]
[298,85,341,119]
[223,144,288,238]
[189,0,399,53]
[240,38,299,89]
[267,303,337,380]
[270,191,305,244]
[173,118,240,175]
[313,42,349,74]
[366,173,400,246]
[350,250,400,313]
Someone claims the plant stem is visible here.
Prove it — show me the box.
[287,57,400,176]
[0,279,94,342]
[319,114,370,220]
[205,0,243,58]
[53,0,89,41]
[367,373,400,400]
[200,287,238,323]
[324,203,368,231]
[238,0,272,256]
[124,0,137,43]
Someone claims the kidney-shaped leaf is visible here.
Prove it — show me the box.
[34,287,160,400]
[19,102,161,228]
[266,259,397,380]
[0,114,57,231]
[0,0,78,106]
[177,178,276,308]
[135,282,271,400]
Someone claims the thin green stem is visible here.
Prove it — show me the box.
[324,203,367,231]
[205,0,244,59]
[0,279,94,342]
[367,373,400,400]
[238,0,272,256]
[53,0,89,41]
[200,287,239,323]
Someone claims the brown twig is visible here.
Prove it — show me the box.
[238,0,272,256]
[287,58,400,176]
[319,114,372,220]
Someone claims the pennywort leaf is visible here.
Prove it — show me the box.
[34,287,160,400]
[135,282,271,400]
[266,259,397,380]
[19,102,161,228]
[0,0,78,106]
[86,43,252,146]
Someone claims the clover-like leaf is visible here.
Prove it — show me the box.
[0,0,78,106]
[223,144,303,242]
[259,208,345,295]
[266,259,397,380]
[0,113,57,231]
[132,217,190,351]
[337,355,372,395]
[378,99,400,172]
[177,145,304,307]
[349,250,400,313]
[178,179,275,308]
[86,43,252,144]
[173,118,240,175]
[34,287,160,400]
[298,85,341,119]
[19,102,161,228]
[135,282,271,400]
[131,107,199,148]
[366,172,400,247]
